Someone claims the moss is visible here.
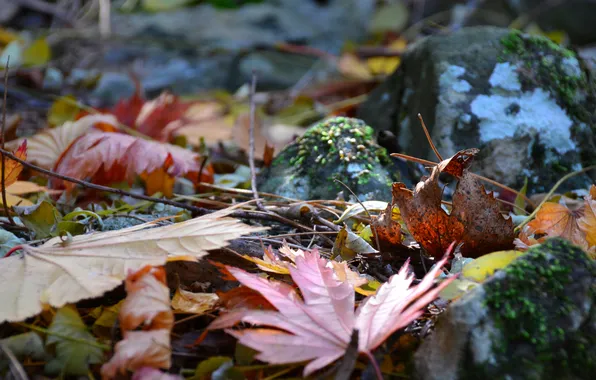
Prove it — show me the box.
[480,239,596,378]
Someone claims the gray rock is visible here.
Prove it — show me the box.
[359,27,596,193]
[507,0,596,45]
[111,0,374,54]
[257,117,404,201]
[91,72,136,105]
[414,238,596,380]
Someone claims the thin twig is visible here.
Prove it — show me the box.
[0,145,327,230]
[515,164,596,232]
[418,113,443,161]
[1,57,14,225]
[248,71,266,211]
[334,179,381,251]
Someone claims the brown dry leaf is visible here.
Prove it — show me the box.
[392,149,513,258]
[2,181,53,207]
[171,288,219,315]
[50,131,213,191]
[451,172,515,256]
[371,203,402,251]
[0,209,266,322]
[101,329,171,378]
[119,266,174,331]
[101,266,173,379]
[6,114,117,169]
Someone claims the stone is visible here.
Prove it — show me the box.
[257,117,406,201]
[359,26,596,193]
[506,0,596,45]
[414,238,596,380]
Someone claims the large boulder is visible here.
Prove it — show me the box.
[257,117,407,201]
[359,27,596,193]
[414,238,596,379]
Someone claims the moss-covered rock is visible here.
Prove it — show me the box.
[359,26,596,193]
[414,238,596,380]
[257,117,404,201]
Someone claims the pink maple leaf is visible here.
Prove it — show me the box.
[209,246,455,377]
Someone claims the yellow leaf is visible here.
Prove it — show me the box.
[366,38,407,76]
[171,288,219,315]
[0,193,32,207]
[22,38,51,67]
[0,27,20,45]
[48,95,80,127]
[338,53,373,80]
[6,181,52,195]
[578,192,596,247]
[0,208,266,322]
[461,250,525,282]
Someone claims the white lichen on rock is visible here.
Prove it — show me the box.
[488,62,521,91]
[561,57,582,78]
[471,89,575,156]
[439,65,471,93]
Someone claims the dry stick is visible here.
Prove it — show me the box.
[0,146,326,231]
[248,71,265,212]
[390,152,536,208]
[418,114,443,161]
[514,164,596,233]
[1,57,14,225]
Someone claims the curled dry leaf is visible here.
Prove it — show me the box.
[50,131,213,191]
[102,266,173,379]
[119,266,174,331]
[209,248,453,376]
[371,202,402,251]
[0,209,266,322]
[392,149,514,258]
[171,288,219,315]
[101,329,172,379]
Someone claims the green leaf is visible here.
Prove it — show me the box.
[0,332,47,362]
[332,227,378,260]
[335,201,388,223]
[14,201,62,238]
[195,356,235,378]
[0,228,24,257]
[234,342,257,366]
[44,306,105,376]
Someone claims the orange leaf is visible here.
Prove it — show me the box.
[578,194,596,247]
[521,202,588,250]
[50,132,213,191]
[2,140,26,189]
[216,286,276,311]
[141,153,176,197]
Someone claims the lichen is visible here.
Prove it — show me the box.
[480,239,596,378]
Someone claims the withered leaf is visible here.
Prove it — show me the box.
[392,149,513,258]
[371,202,402,251]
